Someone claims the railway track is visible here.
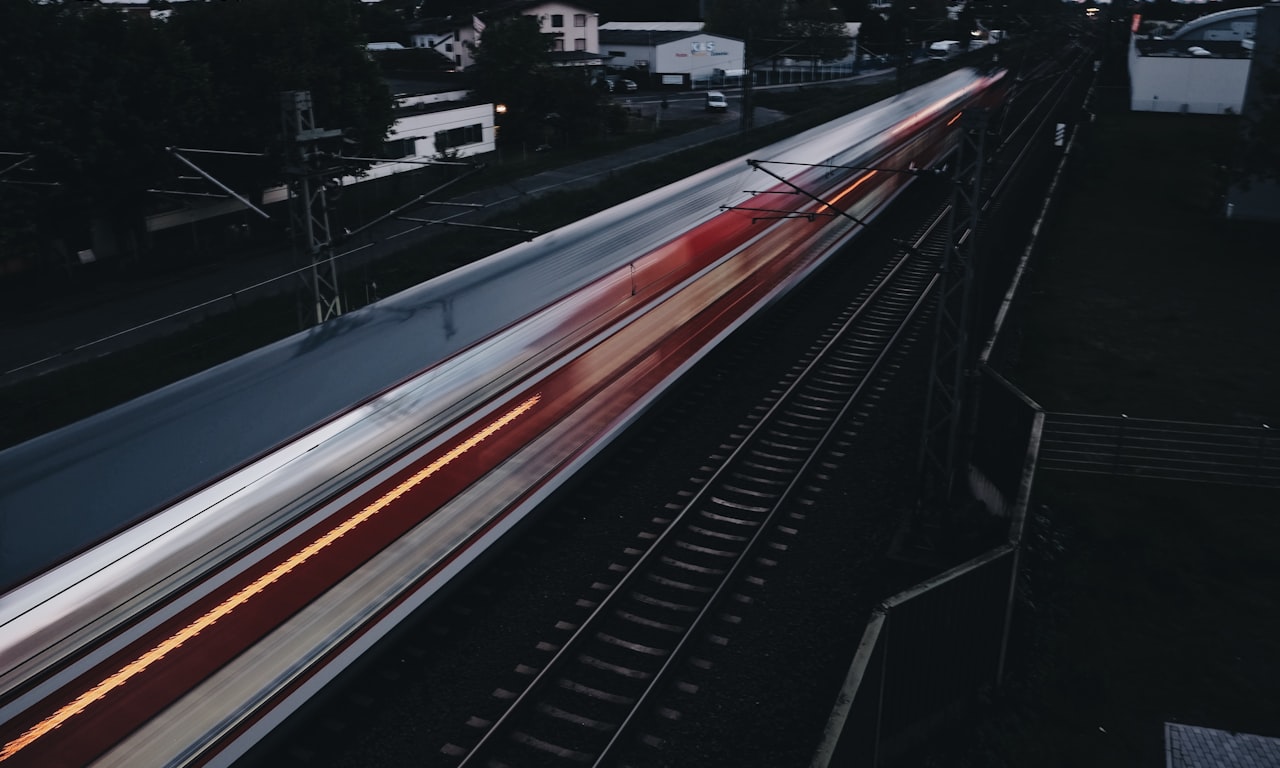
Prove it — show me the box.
[441,224,945,768]
[249,57,1079,768]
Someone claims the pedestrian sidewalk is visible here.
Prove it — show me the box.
[0,108,786,389]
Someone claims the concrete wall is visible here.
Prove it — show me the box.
[654,35,745,80]
[1130,45,1250,113]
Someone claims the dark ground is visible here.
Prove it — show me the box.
[916,33,1280,768]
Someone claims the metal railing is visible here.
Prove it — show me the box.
[811,369,1043,767]
[1039,413,1279,488]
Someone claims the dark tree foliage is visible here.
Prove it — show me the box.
[469,15,603,146]
[1239,50,1280,185]
[358,0,415,44]
[704,0,851,63]
[781,1,853,62]
[168,0,394,190]
[592,0,703,22]
[0,2,212,253]
[370,47,457,76]
[0,0,394,263]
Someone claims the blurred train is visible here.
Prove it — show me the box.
[0,67,1006,767]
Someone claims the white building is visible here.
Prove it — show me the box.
[146,87,496,233]
[411,1,602,71]
[598,23,745,88]
[1129,6,1259,113]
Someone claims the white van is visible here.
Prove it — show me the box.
[705,91,728,112]
[928,40,960,59]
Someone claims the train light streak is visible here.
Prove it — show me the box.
[825,171,877,209]
[0,394,542,764]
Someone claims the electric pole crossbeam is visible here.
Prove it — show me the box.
[282,90,344,326]
[725,159,880,229]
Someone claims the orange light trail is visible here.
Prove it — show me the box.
[947,111,963,126]
[825,171,877,209]
[0,393,542,763]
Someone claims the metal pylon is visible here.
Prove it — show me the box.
[917,109,989,507]
[281,90,344,326]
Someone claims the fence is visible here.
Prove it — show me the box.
[812,369,1042,767]
[1039,413,1280,487]
[810,50,1098,768]
[690,62,864,91]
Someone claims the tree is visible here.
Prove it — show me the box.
[0,0,395,268]
[705,0,852,63]
[781,1,854,63]
[469,15,604,146]
[1238,48,1280,185]
[0,2,213,261]
[168,0,394,191]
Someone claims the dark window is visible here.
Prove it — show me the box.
[550,14,564,27]
[381,137,416,159]
[435,124,483,151]
[609,50,626,57]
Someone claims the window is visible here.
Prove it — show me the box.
[381,137,416,159]
[445,43,453,52]
[550,14,564,27]
[435,124,483,151]
[574,13,586,27]
[574,38,586,51]
[608,50,626,57]
[552,38,564,51]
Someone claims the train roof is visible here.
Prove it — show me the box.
[0,69,1001,591]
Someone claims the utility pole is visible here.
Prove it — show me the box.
[916,109,989,514]
[740,25,756,131]
[281,90,345,327]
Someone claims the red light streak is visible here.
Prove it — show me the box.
[0,394,542,763]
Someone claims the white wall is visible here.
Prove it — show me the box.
[654,35,745,78]
[601,42,656,70]
[147,101,496,231]
[1130,46,1250,113]
[527,1,599,54]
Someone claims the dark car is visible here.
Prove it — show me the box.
[598,75,638,93]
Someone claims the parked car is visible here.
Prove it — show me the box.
[705,91,728,112]
[597,75,639,93]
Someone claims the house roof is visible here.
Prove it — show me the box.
[548,50,608,65]
[599,22,703,32]
[1134,37,1252,59]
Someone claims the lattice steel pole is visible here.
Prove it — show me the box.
[281,90,344,326]
[917,109,989,509]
